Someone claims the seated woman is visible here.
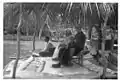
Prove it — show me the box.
[33,36,55,57]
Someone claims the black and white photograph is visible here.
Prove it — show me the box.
[3,1,118,79]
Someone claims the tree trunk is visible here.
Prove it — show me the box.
[101,14,109,78]
[32,9,40,51]
[39,23,45,39]
[84,12,86,28]
[32,28,36,51]
[26,25,29,37]
[12,5,22,78]
[102,15,109,51]
[12,28,20,79]
[111,30,115,52]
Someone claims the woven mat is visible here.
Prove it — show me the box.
[4,56,117,79]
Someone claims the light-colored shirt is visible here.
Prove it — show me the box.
[91,31,99,40]
[43,41,54,52]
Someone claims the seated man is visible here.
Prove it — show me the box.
[52,27,86,68]
[52,36,74,67]
[33,36,55,57]
[52,36,70,61]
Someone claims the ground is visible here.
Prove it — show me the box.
[3,40,58,68]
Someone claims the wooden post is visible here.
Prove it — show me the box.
[12,4,22,78]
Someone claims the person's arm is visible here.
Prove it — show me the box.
[45,43,55,52]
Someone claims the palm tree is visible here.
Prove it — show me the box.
[12,3,22,78]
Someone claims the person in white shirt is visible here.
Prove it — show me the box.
[39,36,55,57]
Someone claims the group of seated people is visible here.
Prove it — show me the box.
[32,24,117,70]
[32,26,86,68]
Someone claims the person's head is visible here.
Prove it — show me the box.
[66,30,72,37]
[92,24,100,31]
[44,36,50,42]
[75,25,82,33]
[91,24,100,33]
[81,27,86,35]
[92,26,97,33]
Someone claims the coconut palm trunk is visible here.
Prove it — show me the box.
[12,4,22,78]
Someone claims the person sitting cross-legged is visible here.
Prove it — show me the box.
[32,36,55,57]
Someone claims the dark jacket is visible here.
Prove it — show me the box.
[75,31,86,49]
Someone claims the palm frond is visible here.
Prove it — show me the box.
[88,3,92,15]
[68,2,73,14]
[95,3,100,18]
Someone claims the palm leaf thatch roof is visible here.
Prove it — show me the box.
[4,3,118,31]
